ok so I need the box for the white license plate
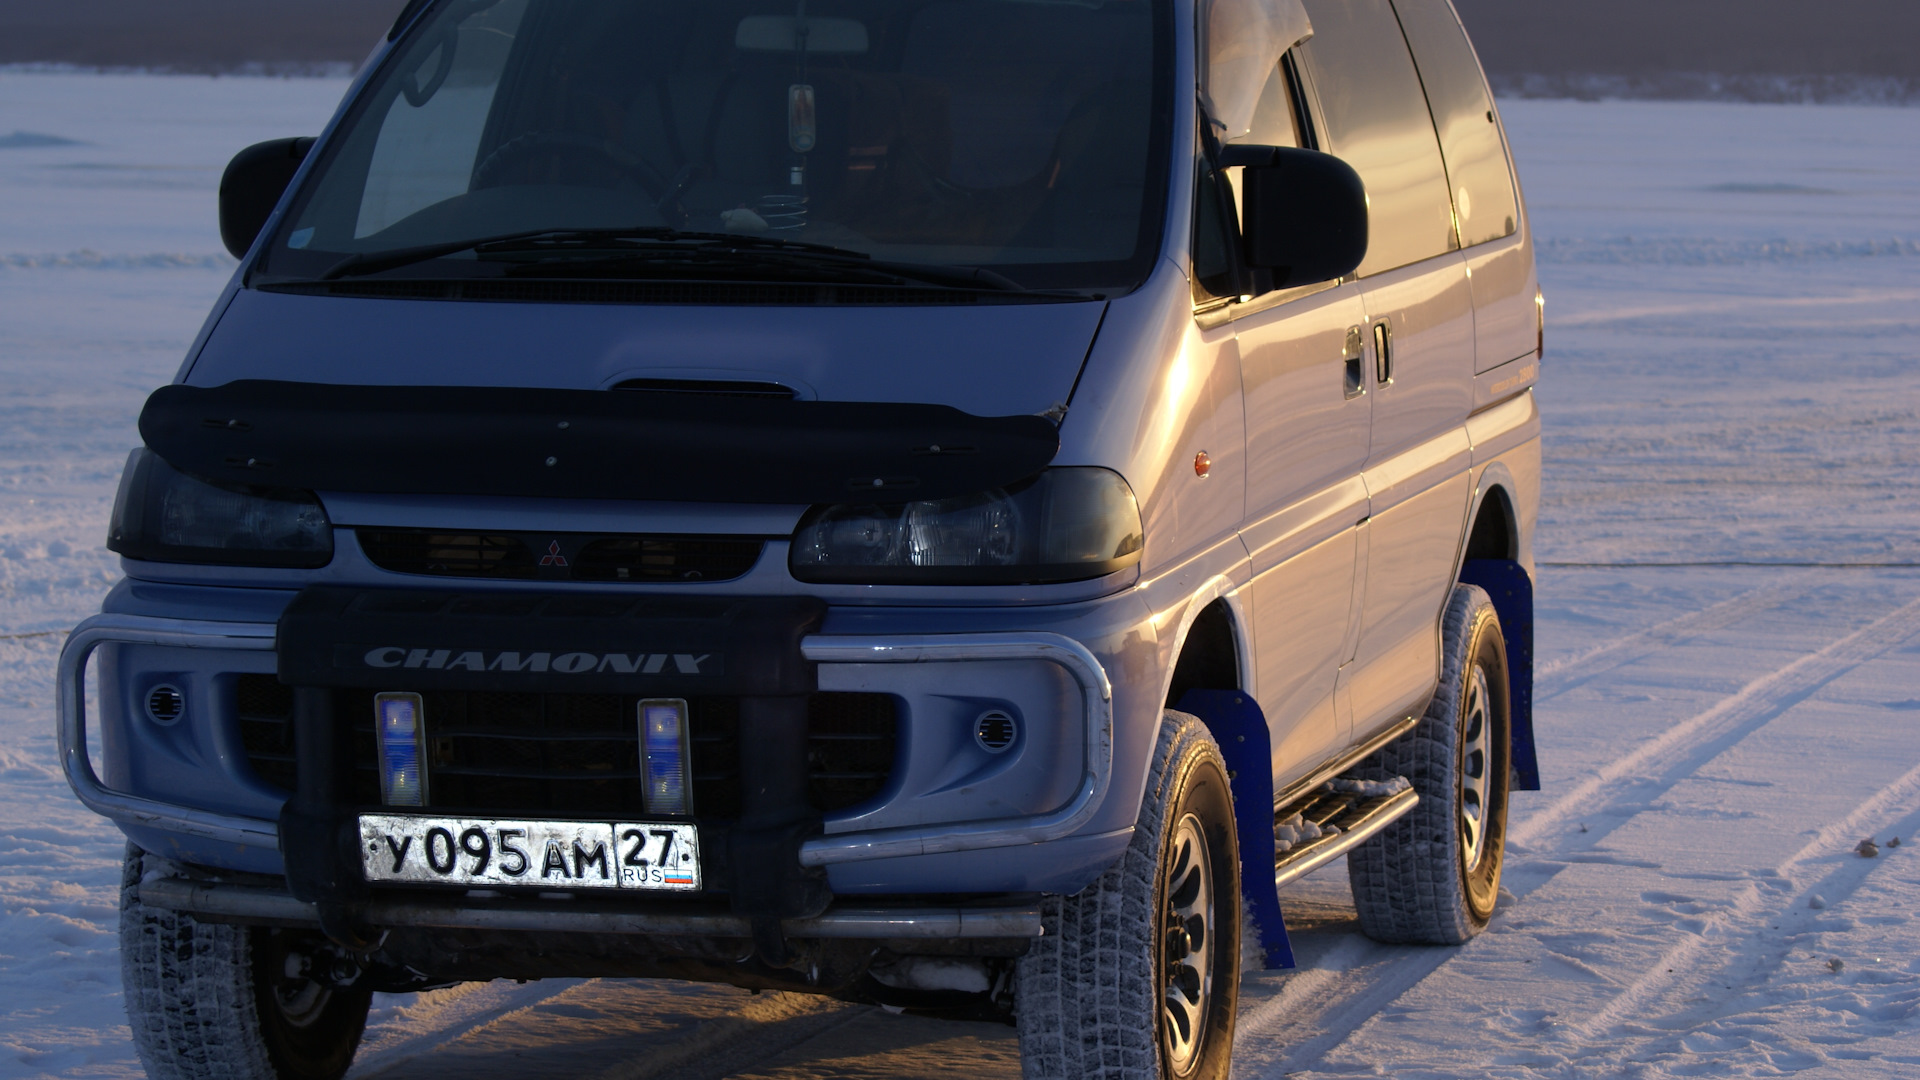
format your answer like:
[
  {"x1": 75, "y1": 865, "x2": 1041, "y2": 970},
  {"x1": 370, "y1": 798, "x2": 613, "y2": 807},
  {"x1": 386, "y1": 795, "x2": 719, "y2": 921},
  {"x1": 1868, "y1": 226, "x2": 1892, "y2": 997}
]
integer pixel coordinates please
[{"x1": 359, "y1": 814, "x2": 701, "y2": 892}]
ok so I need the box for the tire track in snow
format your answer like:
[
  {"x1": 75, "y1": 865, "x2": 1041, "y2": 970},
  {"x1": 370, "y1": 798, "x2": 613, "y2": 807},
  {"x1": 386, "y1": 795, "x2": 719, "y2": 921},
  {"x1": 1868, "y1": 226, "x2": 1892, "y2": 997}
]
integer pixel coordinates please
[
  {"x1": 1231, "y1": 935, "x2": 1452, "y2": 1076},
  {"x1": 1513, "y1": 591, "x2": 1920, "y2": 851},
  {"x1": 593, "y1": 991, "x2": 861, "y2": 1080},
  {"x1": 350, "y1": 980, "x2": 866, "y2": 1080},
  {"x1": 1562, "y1": 755, "x2": 1920, "y2": 1050},
  {"x1": 1535, "y1": 579, "x2": 1811, "y2": 700},
  {"x1": 1235, "y1": 585, "x2": 1920, "y2": 1074},
  {"x1": 348, "y1": 980, "x2": 586, "y2": 1080}
]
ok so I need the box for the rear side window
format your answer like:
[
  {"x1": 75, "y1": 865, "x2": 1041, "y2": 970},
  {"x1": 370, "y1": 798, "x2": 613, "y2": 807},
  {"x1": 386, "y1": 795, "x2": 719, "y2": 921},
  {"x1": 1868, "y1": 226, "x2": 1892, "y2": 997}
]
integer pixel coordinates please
[
  {"x1": 1391, "y1": 0, "x2": 1518, "y2": 247},
  {"x1": 1299, "y1": 0, "x2": 1454, "y2": 277}
]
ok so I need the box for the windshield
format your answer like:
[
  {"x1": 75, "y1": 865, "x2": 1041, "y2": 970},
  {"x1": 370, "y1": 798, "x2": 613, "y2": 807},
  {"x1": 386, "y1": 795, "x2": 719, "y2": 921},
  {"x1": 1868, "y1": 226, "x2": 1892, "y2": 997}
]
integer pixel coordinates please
[{"x1": 259, "y1": 0, "x2": 1171, "y2": 294}]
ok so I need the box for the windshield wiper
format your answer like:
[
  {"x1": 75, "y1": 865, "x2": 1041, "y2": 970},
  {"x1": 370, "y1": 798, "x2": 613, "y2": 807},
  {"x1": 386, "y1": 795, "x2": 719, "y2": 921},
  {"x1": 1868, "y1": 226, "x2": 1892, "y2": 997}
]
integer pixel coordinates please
[
  {"x1": 509, "y1": 243, "x2": 1039, "y2": 294},
  {"x1": 318, "y1": 228, "x2": 675, "y2": 281},
  {"x1": 317, "y1": 227, "x2": 1053, "y2": 296}
]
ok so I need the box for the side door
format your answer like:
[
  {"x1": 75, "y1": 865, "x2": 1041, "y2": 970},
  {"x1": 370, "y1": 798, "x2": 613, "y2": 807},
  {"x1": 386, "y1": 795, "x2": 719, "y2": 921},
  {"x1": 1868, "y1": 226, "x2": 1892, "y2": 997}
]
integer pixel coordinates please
[
  {"x1": 1300, "y1": 0, "x2": 1476, "y2": 738},
  {"x1": 1203, "y1": 56, "x2": 1372, "y2": 791}
]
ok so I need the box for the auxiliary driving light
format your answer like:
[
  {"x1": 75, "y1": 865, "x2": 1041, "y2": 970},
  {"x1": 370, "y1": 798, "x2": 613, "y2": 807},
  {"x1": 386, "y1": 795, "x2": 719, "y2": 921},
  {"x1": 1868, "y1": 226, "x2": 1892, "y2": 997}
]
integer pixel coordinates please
[
  {"x1": 640, "y1": 699, "x2": 693, "y2": 817},
  {"x1": 374, "y1": 692, "x2": 428, "y2": 807}
]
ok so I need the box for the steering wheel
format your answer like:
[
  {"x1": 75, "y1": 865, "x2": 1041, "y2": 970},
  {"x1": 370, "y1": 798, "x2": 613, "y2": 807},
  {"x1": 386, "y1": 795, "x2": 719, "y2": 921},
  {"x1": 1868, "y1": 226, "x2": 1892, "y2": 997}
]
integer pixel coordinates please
[{"x1": 473, "y1": 132, "x2": 674, "y2": 204}]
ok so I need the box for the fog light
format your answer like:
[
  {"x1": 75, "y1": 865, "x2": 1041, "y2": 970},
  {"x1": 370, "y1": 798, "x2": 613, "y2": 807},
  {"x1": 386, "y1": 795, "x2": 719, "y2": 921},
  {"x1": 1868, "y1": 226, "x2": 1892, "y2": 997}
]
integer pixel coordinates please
[
  {"x1": 640, "y1": 699, "x2": 692, "y2": 816},
  {"x1": 374, "y1": 692, "x2": 428, "y2": 807}
]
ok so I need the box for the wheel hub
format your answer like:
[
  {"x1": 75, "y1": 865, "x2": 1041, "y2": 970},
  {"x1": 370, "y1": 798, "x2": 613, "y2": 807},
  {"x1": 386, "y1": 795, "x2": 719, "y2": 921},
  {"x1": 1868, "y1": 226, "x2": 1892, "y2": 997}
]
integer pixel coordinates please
[
  {"x1": 1160, "y1": 813, "x2": 1214, "y2": 1076},
  {"x1": 1459, "y1": 664, "x2": 1494, "y2": 872}
]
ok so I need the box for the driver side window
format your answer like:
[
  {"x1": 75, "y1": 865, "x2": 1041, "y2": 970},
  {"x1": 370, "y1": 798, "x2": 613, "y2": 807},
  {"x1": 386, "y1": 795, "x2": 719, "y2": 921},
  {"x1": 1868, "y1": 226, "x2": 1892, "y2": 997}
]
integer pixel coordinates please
[
  {"x1": 1194, "y1": 54, "x2": 1314, "y2": 306},
  {"x1": 1235, "y1": 61, "x2": 1304, "y2": 152}
]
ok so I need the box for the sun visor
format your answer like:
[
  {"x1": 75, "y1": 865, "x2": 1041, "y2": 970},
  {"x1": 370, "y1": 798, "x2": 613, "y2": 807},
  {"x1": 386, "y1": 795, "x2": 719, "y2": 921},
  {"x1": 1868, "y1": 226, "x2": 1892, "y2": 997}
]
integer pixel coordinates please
[{"x1": 1202, "y1": 0, "x2": 1313, "y2": 139}]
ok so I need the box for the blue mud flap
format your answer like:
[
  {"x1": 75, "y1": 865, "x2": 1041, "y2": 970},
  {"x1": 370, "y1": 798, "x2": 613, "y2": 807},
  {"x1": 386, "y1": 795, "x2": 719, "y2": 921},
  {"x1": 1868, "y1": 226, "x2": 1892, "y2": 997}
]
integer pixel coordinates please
[
  {"x1": 1459, "y1": 559, "x2": 1541, "y2": 791},
  {"x1": 1176, "y1": 689, "x2": 1295, "y2": 970}
]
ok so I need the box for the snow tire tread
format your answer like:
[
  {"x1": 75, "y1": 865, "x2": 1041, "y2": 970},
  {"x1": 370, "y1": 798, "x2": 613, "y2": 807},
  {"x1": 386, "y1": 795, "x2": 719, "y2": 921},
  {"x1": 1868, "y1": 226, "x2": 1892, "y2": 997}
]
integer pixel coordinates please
[
  {"x1": 1348, "y1": 585, "x2": 1505, "y2": 946},
  {"x1": 1016, "y1": 711, "x2": 1231, "y2": 1080},
  {"x1": 121, "y1": 844, "x2": 281, "y2": 1080}
]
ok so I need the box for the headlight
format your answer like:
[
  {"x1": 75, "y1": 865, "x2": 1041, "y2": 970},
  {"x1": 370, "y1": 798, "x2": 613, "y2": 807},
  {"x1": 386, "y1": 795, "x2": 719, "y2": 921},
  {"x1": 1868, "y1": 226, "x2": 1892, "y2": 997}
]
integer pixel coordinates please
[
  {"x1": 791, "y1": 468, "x2": 1142, "y2": 585},
  {"x1": 107, "y1": 449, "x2": 334, "y2": 568}
]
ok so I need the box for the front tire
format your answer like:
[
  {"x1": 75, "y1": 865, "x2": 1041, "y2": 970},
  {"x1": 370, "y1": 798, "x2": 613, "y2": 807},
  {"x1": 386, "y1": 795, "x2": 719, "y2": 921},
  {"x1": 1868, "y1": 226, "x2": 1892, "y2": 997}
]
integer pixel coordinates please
[
  {"x1": 120, "y1": 845, "x2": 372, "y2": 1080},
  {"x1": 1016, "y1": 712, "x2": 1241, "y2": 1080},
  {"x1": 1348, "y1": 584, "x2": 1512, "y2": 945}
]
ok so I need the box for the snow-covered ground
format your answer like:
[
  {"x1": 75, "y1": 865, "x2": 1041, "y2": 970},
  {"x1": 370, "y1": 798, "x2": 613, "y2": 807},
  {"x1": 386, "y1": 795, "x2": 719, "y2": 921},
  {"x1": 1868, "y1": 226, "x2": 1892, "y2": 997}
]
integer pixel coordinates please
[{"x1": 2, "y1": 70, "x2": 1918, "y2": 1079}]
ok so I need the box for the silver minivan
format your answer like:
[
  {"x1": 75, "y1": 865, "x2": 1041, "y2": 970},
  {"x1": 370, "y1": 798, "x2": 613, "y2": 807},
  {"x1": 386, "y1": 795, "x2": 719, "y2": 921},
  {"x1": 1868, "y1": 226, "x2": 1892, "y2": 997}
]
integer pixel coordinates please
[{"x1": 63, "y1": 1, "x2": 1543, "y2": 1077}]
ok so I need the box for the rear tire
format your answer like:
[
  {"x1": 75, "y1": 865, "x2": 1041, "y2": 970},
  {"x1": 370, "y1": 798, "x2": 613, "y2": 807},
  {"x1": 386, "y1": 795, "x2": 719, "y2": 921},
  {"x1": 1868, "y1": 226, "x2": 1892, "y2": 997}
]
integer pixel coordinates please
[
  {"x1": 1015, "y1": 711, "x2": 1241, "y2": 1080},
  {"x1": 120, "y1": 845, "x2": 372, "y2": 1080},
  {"x1": 1347, "y1": 584, "x2": 1511, "y2": 945}
]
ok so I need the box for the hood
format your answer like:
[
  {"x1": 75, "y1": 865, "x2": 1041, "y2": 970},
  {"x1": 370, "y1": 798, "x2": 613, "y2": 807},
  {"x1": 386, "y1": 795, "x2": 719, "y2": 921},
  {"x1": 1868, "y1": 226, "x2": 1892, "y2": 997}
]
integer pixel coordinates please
[{"x1": 187, "y1": 289, "x2": 1107, "y2": 418}]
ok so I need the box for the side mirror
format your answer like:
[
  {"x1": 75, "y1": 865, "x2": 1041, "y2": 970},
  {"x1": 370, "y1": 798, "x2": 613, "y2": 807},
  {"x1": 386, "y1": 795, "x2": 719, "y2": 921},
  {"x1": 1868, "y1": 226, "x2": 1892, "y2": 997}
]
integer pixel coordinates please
[
  {"x1": 219, "y1": 137, "x2": 315, "y2": 259},
  {"x1": 1221, "y1": 145, "x2": 1369, "y2": 289}
]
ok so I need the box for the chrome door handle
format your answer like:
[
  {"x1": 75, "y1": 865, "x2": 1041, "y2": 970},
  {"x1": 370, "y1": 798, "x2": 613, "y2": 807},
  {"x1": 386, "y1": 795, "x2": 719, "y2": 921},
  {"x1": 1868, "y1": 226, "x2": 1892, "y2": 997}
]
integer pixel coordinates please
[
  {"x1": 1373, "y1": 320, "x2": 1394, "y2": 386},
  {"x1": 1343, "y1": 325, "x2": 1366, "y2": 399}
]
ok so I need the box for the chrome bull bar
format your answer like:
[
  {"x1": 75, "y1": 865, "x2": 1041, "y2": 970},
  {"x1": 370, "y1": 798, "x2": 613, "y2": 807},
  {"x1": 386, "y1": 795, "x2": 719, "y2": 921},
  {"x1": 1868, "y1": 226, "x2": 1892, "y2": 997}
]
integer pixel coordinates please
[
  {"x1": 58, "y1": 617, "x2": 1115, "y2": 865},
  {"x1": 58, "y1": 614, "x2": 281, "y2": 849}
]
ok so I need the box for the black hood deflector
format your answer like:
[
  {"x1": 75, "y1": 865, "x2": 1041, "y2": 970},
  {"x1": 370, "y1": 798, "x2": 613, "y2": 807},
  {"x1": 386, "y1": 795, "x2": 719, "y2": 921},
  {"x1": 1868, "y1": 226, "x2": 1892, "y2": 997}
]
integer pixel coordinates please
[{"x1": 140, "y1": 381, "x2": 1061, "y2": 505}]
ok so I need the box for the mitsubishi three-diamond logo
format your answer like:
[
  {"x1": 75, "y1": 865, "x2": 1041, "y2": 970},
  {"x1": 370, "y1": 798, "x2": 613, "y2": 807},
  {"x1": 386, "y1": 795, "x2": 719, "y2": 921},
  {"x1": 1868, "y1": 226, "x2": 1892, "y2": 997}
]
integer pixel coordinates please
[{"x1": 540, "y1": 541, "x2": 569, "y2": 567}]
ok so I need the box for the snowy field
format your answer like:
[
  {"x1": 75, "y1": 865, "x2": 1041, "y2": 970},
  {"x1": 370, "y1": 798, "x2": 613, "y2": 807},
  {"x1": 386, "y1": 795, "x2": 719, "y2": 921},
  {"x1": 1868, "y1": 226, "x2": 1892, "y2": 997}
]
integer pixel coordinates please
[{"x1": 3, "y1": 70, "x2": 1920, "y2": 1079}]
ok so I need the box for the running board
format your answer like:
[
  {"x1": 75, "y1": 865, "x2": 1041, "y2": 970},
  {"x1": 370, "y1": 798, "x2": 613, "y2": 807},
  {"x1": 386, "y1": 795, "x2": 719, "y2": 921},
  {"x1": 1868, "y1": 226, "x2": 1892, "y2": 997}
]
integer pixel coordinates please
[
  {"x1": 1271, "y1": 781, "x2": 1419, "y2": 889},
  {"x1": 1271, "y1": 715, "x2": 1420, "y2": 811}
]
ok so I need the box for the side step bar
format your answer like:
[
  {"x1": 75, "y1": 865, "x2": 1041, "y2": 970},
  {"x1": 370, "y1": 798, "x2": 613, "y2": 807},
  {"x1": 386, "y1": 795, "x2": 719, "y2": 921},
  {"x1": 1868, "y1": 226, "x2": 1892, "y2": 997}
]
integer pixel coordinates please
[
  {"x1": 1271, "y1": 780, "x2": 1419, "y2": 889},
  {"x1": 138, "y1": 879, "x2": 1043, "y2": 940}
]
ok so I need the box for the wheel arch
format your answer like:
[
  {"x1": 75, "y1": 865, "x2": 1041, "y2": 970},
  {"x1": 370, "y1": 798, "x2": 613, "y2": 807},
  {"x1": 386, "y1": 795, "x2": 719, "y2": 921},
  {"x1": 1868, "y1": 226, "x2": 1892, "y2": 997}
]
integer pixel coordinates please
[
  {"x1": 1162, "y1": 592, "x2": 1248, "y2": 711},
  {"x1": 1155, "y1": 587, "x2": 1297, "y2": 969},
  {"x1": 1454, "y1": 469, "x2": 1541, "y2": 792}
]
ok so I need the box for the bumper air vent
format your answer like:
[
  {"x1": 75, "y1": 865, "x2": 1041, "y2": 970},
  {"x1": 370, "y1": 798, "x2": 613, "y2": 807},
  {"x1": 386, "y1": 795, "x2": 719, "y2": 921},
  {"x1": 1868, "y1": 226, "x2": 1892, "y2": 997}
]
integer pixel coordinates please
[
  {"x1": 232, "y1": 676, "x2": 897, "y2": 817},
  {"x1": 356, "y1": 530, "x2": 765, "y2": 585},
  {"x1": 145, "y1": 685, "x2": 186, "y2": 726}
]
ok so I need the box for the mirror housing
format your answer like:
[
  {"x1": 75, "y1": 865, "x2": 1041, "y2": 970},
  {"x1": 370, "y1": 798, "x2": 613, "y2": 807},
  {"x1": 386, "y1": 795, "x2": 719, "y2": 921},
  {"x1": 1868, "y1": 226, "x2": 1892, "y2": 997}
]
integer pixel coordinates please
[
  {"x1": 1222, "y1": 145, "x2": 1369, "y2": 289},
  {"x1": 218, "y1": 137, "x2": 315, "y2": 259}
]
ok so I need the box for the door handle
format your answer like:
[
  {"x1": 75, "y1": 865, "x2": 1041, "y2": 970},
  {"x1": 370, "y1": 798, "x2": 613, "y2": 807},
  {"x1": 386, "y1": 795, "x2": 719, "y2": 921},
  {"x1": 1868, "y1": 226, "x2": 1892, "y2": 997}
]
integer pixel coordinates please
[
  {"x1": 1343, "y1": 325, "x2": 1366, "y2": 399},
  {"x1": 1373, "y1": 320, "x2": 1394, "y2": 386}
]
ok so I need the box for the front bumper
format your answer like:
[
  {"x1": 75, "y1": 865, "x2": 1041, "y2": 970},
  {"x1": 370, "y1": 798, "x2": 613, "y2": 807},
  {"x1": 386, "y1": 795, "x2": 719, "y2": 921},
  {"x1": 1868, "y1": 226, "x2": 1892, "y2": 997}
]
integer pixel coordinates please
[
  {"x1": 140, "y1": 876, "x2": 1044, "y2": 940},
  {"x1": 60, "y1": 612, "x2": 1115, "y2": 876}
]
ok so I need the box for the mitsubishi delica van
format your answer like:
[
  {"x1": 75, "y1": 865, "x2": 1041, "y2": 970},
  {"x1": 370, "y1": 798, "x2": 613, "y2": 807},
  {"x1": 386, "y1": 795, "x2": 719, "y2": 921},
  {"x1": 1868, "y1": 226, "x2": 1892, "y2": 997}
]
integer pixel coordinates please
[{"x1": 61, "y1": 0, "x2": 1544, "y2": 1077}]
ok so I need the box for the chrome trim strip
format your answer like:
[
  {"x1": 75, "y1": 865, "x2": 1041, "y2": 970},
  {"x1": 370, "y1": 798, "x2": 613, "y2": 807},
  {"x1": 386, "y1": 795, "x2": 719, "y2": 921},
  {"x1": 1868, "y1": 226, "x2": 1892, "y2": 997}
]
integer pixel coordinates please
[
  {"x1": 1271, "y1": 786, "x2": 1419, "y2": 890},
  {"x1": 58, "y1": 614, "x2": 282, "y2": 849},
  {"x1": 138, "y1": 878, "x2": 1044, "y2": 939},
  {"x1": 798, "y1": 633, "x2": 1115, "y2": 867}
]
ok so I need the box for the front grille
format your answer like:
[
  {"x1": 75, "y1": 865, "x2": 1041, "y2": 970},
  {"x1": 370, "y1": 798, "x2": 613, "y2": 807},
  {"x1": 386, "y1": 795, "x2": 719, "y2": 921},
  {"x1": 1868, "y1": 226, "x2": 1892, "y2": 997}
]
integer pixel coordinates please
[
  {"x1": 234, "y1": 675, "x2": 896, "y2": 818},
  {"x1": 355, "y1": 530, "x2": 765, "y2": 584},
  {"x1": 357, "y1": 531, "x2": 536, "y2": 580},
  {"x1": 571, "y1": 537, "x2": 765, "y2": 583},
  {"x1": 236, "y1": 676, "x2": 298, "y2": 792}
]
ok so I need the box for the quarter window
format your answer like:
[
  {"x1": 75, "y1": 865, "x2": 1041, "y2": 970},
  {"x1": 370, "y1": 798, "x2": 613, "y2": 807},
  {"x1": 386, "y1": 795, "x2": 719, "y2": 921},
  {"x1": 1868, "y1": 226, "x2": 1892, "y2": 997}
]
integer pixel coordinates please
[
  {"x1": 1390, "y1": 0, "x2": 1519, "y2": 248},
  {"x1": 1299, "y1": 0, "x2": 1455, "y2": 277}
]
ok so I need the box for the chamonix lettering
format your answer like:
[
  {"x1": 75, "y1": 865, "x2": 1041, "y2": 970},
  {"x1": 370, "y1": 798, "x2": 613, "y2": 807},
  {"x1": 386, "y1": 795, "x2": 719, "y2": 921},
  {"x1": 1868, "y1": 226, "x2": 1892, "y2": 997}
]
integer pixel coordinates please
[{"x1": 360, "y1": 647, "x2": 713, "y2": 674}]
